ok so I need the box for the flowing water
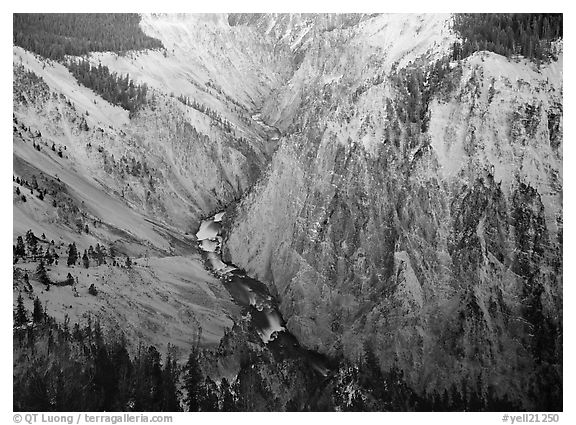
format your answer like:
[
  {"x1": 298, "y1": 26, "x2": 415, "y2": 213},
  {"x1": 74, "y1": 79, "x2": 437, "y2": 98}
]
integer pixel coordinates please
[
  {"x1": 196, "y1": 211, "x2": 331, "y2": 376},
  {"x1": 194, "y1": 112, "x2": 330, "y2": 376},
  {"x1": 251, "y1": 113, "x2": 281, "y2": 141}
]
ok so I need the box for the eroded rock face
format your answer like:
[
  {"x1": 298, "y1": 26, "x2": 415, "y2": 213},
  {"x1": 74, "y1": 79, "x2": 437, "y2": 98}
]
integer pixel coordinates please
[
  {"x1": 13, "y1": 38, "x2": 277, "y2": 233},
  {"x1": 225, "y1": 15, "x2": 562, "y2": 409}
]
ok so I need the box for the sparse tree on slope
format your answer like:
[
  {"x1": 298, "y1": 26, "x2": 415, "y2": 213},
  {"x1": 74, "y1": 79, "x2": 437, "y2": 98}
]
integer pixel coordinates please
[
  {"x1": 67, "y1": 242, "x2": 78, "y2": 266},
  {"x1": 15, "y1": 236, "x2": 26, "y2": 258},
  {"x1": 95, "y1": 244, "x2": 106, "y2": 265},
  {"x1": 82, "y1": 250, "x2": 89, "y2": 268},
  {"x1": 14, "y1": 293, "x2": 28, "y2": 327},
  {"x1": 184, "y1": 348, "x2": 203, "y2": 412},
  {"x1": 36, "y1": 260, "x2": 51, "y2": 289},
  {"x1": 44, "y1": 248, "x2": 54, "y2": 265},
  {"x1": 32, "y1": 296, "x2": 43, "y2": 324},
  {"x1": 25, "y1": 230, "x2": 37, "y2": 258}
]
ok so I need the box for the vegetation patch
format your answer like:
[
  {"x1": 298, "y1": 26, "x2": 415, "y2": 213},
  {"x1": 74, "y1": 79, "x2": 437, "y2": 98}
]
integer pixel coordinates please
[{"x1": 13, "y1": 13, "x2": 164, "y2": 61}]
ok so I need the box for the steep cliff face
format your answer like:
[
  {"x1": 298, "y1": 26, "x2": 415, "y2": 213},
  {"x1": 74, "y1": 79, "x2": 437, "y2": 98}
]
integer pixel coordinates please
[
  {"x1": 13, "y1": 14, "x2": 282, "y2": 232},
  {"x1": 12, "y1": 14, "x2": 289, "y2": 354},
  {"x1": 225, "y1": 14, "x2": 562, "y2": 409},
  {"x1": 12, "y1": 53, "x2": 248, "y2": 354}
]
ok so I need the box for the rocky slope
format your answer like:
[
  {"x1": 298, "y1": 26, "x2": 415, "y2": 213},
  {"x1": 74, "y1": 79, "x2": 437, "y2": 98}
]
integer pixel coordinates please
[
  {"x1": 12, "y1": 14, "x2": 290, "y2": 356},
  {"x1": 225, "y1": 14, "x2": 563, "y2": 409}
]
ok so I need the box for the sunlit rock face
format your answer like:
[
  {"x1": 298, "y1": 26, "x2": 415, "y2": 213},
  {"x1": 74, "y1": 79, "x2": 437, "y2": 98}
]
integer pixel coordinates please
[
  {"x1": 11, "y1": 13, "x2": 294, "y2": 356},
  {"x1": 225, "y1": 14, "x2": 562, "y2": 409},
  {"x1": 12, "y1": 12, "x2": 562, "y2": 410}
]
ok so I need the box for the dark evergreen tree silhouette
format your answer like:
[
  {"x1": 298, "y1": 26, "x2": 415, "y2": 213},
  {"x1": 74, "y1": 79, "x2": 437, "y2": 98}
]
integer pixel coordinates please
[
  {"x1": 198, "y1": 377, "x2": 219, "y2": 411},
  {"x1": 160, "y1": 348, "x2": 181, "y2": 411},
  {"x1": 219, "y1": 377, "x2": 236, "y2": 411},
  {"x1": 44, "y1": 249, "x2": 54, "y2": 265},
  {"x1": 15, "y1": 236, "x2": 26, "y2": 258},
  {"x1": 94, "y1": 244, "x2": 106, "y2": 266},
  {"x1": 14, "y1": 293, "x2": 28, "y2": 326},
  {"x1": 36, "y1": 260, "x2": 51, "y2": 289},
  {"x1": 82, "y1": 250, "x2": 90, "y2": 268},
  {"x1": 88, "y1": 284, "x2": 98, "y2": 296},
  {"x1": 26, "y1": 230, "x2": 38, "y2": 258},
  {"x1": 184, "y1": 348, "x2": 203, "y2": 411},
  {"x1": 32, "y1": 297, "x2": 43, "y2": 324},
  {"x1": 67, "y1": 242, "x2": 78, "y2": 266}
]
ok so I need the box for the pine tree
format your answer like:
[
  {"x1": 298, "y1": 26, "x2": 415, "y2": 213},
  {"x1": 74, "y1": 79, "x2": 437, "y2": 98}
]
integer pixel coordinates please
[
  {"x1": 72, "y1": 323, "x2": 82, "y2": 341},
  {"x1": 92, "y1": 325, "x2": 116, "y2": 410},
  {"x1": 219, "y1": 377, "x2": 236, "y2": 411},
  {"x1": 32, "y1": 297, "x2": 43, "y2": 323},
  {"x1": 109, "y1": 339, "x2": 132, "y2": 411},
  {"x1": 198, "y1": 377, "x2": 219, "y2": 411},
  {"x1": 15, "y1": 236, "x2": 26, "y2": 258},
  {"x1": 95, "y1": 244, "x2": 106, "y2": 265},
  {"x1": 67, "y1": 242, "x2": 78, "y2": 266},
  {"x1": 36, "y1": 260, "x2": 51, "y2": 289},
  {"x1": 15, "y1": 293, "x2": 28, "y2": 326},
  {"x1": 44, "y1": 249, "x2": 53, "y2": 265},
  {"x1": 88, "y1": 284, "x2": 98, "y2": 296},
  {"x1": 160, "y1": 348, "x2": 181, "y2": 411},
  {"x1": 82, "y1": 250, "x2": 89, "y2": 268},
  {"x1": 65, "y1": 273, "x2": 75, "y2": 286},
  {"x1": 184, "y1": 349, "x2": 203, "y2": 411},
  {"x1": 25, "y1": 230, "x2": 37, "y2": 258}
]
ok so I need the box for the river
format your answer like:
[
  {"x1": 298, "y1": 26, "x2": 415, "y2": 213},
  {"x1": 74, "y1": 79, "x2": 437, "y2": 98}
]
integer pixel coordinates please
[
  {"x1": 251, "y1": 113, "x2": 281, "y2": 141},
  {"x1": 196, "y1": 211, "x2": 331, "y2": 377}
]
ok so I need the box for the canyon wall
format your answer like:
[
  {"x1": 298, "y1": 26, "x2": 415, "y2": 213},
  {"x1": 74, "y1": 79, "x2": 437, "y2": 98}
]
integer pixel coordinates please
[{"x1": 225, "y1": 14, "x2": 563, "y2": 409}]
